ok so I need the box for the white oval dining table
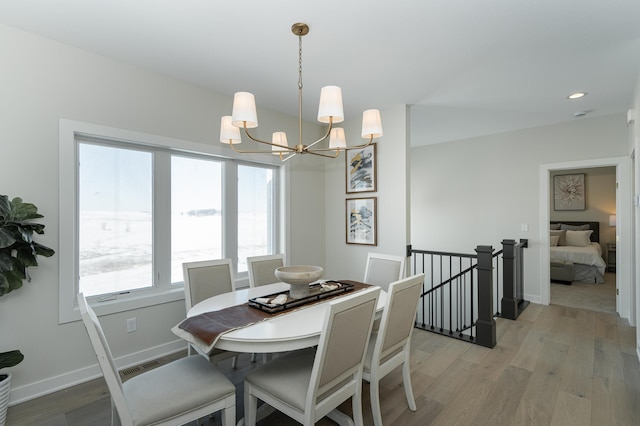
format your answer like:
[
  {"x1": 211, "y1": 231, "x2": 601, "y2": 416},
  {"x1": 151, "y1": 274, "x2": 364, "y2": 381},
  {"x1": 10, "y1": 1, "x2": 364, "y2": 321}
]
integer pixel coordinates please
[{"x1": 187, "y1": 281, "x2": 387, "y2": 354}]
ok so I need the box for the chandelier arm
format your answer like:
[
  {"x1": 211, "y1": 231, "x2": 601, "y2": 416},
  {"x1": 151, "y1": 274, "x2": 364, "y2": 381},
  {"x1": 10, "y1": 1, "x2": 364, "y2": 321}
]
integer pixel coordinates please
[
  {"x1": 305, "y1": 149, "x2": 341, "y2": 159},
  {"x1": 306, "y1": 135, "x2": 375, "y2": 153},
  {"x1": 226, "y1": 141, "x2": 274, "y2": 154},
  {"x1": 343, "y1": 135, "x2": 375, "y2": 150},
  {"x1": 281, "y1": 152, "x2": 298, "y2": 162},
  {"x1": 304, "y1": 120, "x2": 334, "y2": 151},
  {"x1": 242, "y1": 125, "x2": 297, "y2": 152}
]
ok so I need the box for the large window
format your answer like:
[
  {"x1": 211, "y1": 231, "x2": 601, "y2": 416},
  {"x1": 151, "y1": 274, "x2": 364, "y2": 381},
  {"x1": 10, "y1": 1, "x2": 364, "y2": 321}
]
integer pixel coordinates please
[{"x1": 59, "y1": 120, "x2": 281, "y2": 322}]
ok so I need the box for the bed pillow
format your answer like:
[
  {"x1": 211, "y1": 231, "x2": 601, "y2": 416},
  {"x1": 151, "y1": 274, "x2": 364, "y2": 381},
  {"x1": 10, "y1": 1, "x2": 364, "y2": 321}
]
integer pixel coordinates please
[
  {"x1": 549, "y1": 223, "x2": 561, "y2": 230},
  {"x1": 549, "y1": 229, "x2": 566, "y2": 246},
  {"x1": 550, "y1": 235, "x2": 559, "y2": 247},
  {"x1": 560, "y1": 223, "x2": 590, "y2": 231},
  {"x1": 565, "y1": 230, "x2": 593, "y2": 247}
]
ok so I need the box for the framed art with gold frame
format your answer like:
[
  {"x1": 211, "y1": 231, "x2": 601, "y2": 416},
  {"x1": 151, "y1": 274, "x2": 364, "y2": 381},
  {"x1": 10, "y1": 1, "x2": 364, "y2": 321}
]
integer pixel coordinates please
[
  {"x1": 346, "y1": 197, "x2": 377, "y2": 245},
  {"x1": 345, "y1": 144, "x2": 376, "y2": 194}
]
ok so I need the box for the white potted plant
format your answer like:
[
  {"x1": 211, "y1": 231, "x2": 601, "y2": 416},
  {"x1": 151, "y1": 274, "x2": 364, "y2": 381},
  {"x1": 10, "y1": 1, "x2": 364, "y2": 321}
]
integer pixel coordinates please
[{"x1": 0, "y1": 195, "x2": 54, "y2": 425}]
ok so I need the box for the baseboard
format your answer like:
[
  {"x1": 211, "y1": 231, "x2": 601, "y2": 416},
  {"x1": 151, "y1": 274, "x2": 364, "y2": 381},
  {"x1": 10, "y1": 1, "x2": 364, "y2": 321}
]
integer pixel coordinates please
[
  {"x1": 524, "y1": 293, "x2": 542, "y2": 304},
  {"x1": 9, "y1": 339, "x2": 187, "y2": 406}
]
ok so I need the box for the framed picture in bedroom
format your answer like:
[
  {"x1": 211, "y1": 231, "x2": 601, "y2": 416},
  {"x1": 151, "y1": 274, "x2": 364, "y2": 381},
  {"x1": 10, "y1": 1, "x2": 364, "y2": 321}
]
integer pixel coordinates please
[
  {"x1": 345, "y1": 143, "x2": 376, "y2": 193},
  {"x1": 346, "y1": 197, "x2": 377, "y2": 245},
  {"x1": 553, "y1": 173, "x2": 585, "y2": 211}
]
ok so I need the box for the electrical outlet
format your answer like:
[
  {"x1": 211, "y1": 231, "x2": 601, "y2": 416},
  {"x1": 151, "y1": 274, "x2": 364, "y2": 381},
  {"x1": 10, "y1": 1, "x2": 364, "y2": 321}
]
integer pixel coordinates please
[{"x1": 126, "y1": 318, "x2": 137, "y2": 333}]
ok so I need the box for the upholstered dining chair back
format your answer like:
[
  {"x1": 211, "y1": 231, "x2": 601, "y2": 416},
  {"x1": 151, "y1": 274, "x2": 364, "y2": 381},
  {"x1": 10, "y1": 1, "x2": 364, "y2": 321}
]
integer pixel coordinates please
[
  {"x1": 247, "y1": 254, "x2": 285, "y2": 287},
  {"x1": 183, "y1": 258, "x2": 235, "y2": 310},
  {"x1": 77, "y1": 293, "x2": 236, "y2": 426},
  {"x1": 363, "y1": 273, "x2": 424, "y2": 426},
  {"x1": 313, "y1": 287, "x2": 380, "y2": 396},
  {"x1": 182, "y1": 258, "x2": 240, "y2": 364},
  {"x1": 363, "y1": 252, "x2": 405, "y2": 291},
  {"x1": 243, "y1": 286, "x2": 381, "y2": 425}
]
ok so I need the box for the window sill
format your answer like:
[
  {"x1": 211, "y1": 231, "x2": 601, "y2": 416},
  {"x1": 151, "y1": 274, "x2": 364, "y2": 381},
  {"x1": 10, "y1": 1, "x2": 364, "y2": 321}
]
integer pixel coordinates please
[{"x1": 61, "y1": 286, "x2": 185, "y2": 324}]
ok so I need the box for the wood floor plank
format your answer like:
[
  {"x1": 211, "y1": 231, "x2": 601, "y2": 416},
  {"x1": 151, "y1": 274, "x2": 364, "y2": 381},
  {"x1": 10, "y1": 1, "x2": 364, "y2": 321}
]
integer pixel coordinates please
[
  {"x1": 429, "y1": 368, "x2": 496, "y2": 426},
  {"x1": 622, "y1": 352, "x2": 640, "y2": 425},
  {"x1": 510, "y1": 329, "x2": 546, "y2": 372},
  {"x1": 472, "y1": 365, "x2": 532, "y2": 426},
  {"x1": 591, "y1": 376, "x2": 634, "y2": 425},
  {"x1": 550, "y1": 390, "x2": 591, "y2": 426},
  {"x1": 513, "y1": 340, "x2": 568, "y2": 424},
  {"x1": 593, "y1": 337, "x2": 624, "y2": 381}
]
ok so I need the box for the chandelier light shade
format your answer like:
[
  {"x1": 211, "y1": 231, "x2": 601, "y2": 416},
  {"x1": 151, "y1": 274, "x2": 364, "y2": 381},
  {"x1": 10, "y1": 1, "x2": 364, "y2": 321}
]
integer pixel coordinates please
[
  {"x1": 219, "y1": 22, "x2": 382, "y2": 161},
  {"x1": 362, "y1": 109, "x2": 383, "y2": 138},
  {"x1": 220, "y1": 116, "x2": 241, "y2": 144},
  {"x1": 317, "y1": 86, "x2": 345, "y2": 124},
  {"x1": 231, "y1": 92, "x2": 258, "y2": 128},
  {"x1": 329, "y1": 128, "x2": 347, "y2": 150},
  {"x1": 271, "y1": 132, "x2": 289, "y2": 155}
]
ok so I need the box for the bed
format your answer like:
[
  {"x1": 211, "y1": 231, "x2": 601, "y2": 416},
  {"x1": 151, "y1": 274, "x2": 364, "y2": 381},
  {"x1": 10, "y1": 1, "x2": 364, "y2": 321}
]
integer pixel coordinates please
[{"x1": 549, "y1": 221, "x2": 606, "y2": 284}]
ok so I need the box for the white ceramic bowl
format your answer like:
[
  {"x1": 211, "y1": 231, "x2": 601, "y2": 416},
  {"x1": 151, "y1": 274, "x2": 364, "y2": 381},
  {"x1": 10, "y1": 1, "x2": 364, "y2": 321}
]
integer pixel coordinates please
[
  {"x1": 275, "y1": 265, "x2": 323, "y2": 298},
  {"x1": 275, "y1": 265, "x2": 324, "y2": 285}
]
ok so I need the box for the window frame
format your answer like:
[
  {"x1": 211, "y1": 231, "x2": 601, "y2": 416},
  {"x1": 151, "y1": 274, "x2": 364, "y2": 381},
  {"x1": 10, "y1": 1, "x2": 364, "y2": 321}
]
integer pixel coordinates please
[{"x1": 59, "y1": 119, "x2": 282, "y2": 323}]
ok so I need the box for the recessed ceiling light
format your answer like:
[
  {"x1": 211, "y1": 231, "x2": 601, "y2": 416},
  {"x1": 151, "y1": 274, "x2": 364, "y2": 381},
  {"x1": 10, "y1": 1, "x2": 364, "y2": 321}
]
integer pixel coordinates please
[{"x1": 567, "y1": 92, "x2": 587, "y2": 100}]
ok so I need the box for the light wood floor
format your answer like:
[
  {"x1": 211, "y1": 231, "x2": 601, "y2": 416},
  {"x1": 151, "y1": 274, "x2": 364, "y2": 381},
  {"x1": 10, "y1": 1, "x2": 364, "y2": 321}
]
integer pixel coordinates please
[{"x1": 8, "y1": 302, "x2": 640, "y2": 425}]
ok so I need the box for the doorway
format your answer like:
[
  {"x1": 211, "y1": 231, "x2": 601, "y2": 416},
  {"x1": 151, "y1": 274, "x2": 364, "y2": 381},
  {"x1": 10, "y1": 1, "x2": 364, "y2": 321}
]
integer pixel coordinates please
[
  {"x1": 539, "y1": 156, "x2": 632, "y2": 323},
  {"x1": 549, "y1": 166, "x2": 616, "y2": 313}
]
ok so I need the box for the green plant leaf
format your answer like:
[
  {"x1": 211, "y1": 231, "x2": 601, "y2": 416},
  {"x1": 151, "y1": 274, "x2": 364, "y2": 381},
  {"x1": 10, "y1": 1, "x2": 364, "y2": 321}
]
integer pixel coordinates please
[
  {"x1": 0, "y1": 195, "x2": 55, "y2": 298},
  {"x1": 0, "y1": 228, "x2": 16, "y2": 249},
  {"x1": 10, "y1": 198, "x2": 43, "y2": 222},
  {"x1": 34, "y1": 242, "x2": 55, "y2": 257},
  {"x1": 0, "y1": 350, "x2": 24, "y2": 369}
]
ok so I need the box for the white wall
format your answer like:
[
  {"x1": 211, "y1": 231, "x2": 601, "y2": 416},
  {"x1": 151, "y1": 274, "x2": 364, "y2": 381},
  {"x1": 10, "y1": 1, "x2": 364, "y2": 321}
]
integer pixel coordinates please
[
  {"x1": 410, "y1": 114, "x2": 629, "y2": 306},
  {"x1": 0, "y1": 24, "x2": 326, "y2": 403},
  {"x1": 632, "y1": 72, "x2": 640, "y2": 358},
  {"x1": 323, "y1": 105, "x2": 410, "y2": 280}
]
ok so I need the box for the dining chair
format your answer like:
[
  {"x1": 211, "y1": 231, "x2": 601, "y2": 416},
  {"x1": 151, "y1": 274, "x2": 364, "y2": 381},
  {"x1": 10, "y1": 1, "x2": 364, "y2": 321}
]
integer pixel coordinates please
[
  {"x1": 183, "y1": 258, "x2": 240, "y2": 368},
  {"x1": 362, "y1": 273, "x2": 425, "y2": 426},
  {"x1": 77, "y1": 293, "x2": 236, "y2": 426},
  {"x1": 363, "y1": 252, "x2": 406, "y2": 292},
  {"x1": 246, "y1": 253, "x2": 285, "y2": 287},
  {"x1": 245, "y1": 253, "x2": 286, "y2": 363},
  {"x1": 243, "y1": 286, "x2": 381, "y2": 426}
]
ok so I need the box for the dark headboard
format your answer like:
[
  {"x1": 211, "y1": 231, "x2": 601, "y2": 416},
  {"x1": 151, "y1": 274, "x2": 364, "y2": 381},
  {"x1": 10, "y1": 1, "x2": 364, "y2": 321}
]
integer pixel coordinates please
[{"x1": 550, "y1": 221, "x2": 600, "y2": 243}]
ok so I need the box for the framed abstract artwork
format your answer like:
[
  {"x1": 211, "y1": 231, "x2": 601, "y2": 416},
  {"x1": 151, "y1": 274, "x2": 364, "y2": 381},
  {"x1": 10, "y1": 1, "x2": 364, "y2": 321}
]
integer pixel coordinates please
[
  {"x1": 346, "y1": 197, "x2": 377, "y2": 245},
  {"x1": 553, "y1": 173, "x2": 585, "y2": 211},
  {"x1": 345, "y1": 143, "x2": 376, "y2": 193}
]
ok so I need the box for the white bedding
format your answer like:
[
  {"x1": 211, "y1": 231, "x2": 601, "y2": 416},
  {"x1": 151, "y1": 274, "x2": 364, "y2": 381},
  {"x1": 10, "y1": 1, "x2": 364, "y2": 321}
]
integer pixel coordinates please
[{"x1": 550, "y1": 242, "x2": 606, "y2": 276}]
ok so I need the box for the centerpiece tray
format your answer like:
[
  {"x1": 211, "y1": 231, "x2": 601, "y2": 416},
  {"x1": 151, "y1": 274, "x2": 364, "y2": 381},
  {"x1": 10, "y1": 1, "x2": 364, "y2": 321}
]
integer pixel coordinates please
[{"x1": 248, "y1": 280, "x2": 355, "y2": 314}]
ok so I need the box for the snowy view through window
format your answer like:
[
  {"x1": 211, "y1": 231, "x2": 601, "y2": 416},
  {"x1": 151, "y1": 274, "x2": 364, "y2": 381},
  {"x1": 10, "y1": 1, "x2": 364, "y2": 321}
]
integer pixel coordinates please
[{"x1": 79, "y1": 143, "x2": 274, "y2": 297}]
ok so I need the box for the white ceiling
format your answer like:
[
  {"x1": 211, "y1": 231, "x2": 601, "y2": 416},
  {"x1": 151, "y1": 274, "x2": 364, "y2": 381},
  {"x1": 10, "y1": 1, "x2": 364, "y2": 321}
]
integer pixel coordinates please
[{"x1": 1, "y1": 0, "x2": 639, "y2": 146}]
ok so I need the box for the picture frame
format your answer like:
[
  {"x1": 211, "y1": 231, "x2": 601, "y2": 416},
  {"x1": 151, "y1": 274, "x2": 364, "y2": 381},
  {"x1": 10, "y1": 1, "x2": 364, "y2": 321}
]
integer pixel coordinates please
[
  {"x1": 553, "y1": 173, "x2": 585, "y2": 211},
  {"x1": 346, "y1": 197, "x2": 377, "y2": 245},
  {"x1": 345, "y1": 143, "x2": 376, "y2": 193}
]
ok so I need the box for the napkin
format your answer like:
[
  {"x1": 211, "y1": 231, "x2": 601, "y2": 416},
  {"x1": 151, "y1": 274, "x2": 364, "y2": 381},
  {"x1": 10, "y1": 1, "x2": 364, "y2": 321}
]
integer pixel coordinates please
[{"x1": 254, "y1": 293, "x2": 289, "y2": 306}]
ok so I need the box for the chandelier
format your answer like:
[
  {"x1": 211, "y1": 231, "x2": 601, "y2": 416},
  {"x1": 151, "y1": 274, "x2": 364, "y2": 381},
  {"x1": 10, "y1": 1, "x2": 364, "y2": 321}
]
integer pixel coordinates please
[{"x1": 219, "y1": 23, "x2": 383, "y2": 161}]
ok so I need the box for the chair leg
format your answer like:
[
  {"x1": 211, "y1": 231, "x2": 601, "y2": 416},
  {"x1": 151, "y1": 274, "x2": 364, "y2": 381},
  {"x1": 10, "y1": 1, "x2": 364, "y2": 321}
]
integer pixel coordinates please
[
  {"x1": 369, "y1": 377, "x2": 383, "y2": 426},
  {"x1": 231, "y1": 355, "x2": 238, "y2": 369},
  {"x1": 251, "y1": 353, "x2": 257, "y2": 362},
  {"x1": 402, "y1": 355, "x2": 417, "y2": 411},
  {"x1": 244, "y1": 384, "x2": 258, "y2": 426},
  {"x1": 221, "y1": 403, "x2": 235, "y2": 426},
  {"x1": 352, "y1": 380, "x2": 365, "y2": 426}
]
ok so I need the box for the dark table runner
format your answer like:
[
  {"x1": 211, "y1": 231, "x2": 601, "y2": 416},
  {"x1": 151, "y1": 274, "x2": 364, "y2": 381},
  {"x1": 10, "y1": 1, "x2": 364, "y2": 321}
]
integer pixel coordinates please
[{"x1": 177, "y1": 280, "x2": 371, "y2": 347}]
